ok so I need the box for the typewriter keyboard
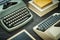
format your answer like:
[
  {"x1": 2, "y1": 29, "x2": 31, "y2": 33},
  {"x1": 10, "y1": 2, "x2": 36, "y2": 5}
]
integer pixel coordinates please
[
  {"x1": 3, "y1": 7, "x2": 31, "y2": 28},
  {"x1": 37, "y1": 14, "x2": 60, "y2": 32}
]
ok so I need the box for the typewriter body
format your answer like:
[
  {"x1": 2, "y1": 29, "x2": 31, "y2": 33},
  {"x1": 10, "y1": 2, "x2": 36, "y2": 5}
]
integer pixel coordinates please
[
  {"x1": 33, "y1": 13, "x2": 60, "y2": 40},
  {"x1": 0, "y1": 0, "x2": 33, "y2": 31}
]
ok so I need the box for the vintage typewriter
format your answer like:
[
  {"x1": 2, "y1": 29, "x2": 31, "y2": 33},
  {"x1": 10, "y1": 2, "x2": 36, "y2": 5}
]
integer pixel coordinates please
[
  {"x1": 0, "y1": 0, "x2": 33, "y2": 31},
  {"x1": 33, "y1": 13, "x2": 60, "y2": 40},
  {"x1": 7, "y1": 29, "x2": 36, "y2": 40}
]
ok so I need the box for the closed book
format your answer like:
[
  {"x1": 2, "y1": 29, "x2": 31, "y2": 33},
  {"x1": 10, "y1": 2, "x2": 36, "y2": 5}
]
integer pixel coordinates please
[
  {"x1": 33, "y1": 0, "x2": 52, "y2": 8},
  {"x1": 28, "y1": 1, "x2": 59, "y2": 17}
]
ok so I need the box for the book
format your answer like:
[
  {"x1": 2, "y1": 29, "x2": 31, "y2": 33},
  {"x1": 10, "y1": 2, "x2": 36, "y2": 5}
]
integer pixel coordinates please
[
  {"x1": 28, "y1": 1, "x2": 59, "y2": 17},
  {"x1": 33, "y1": 0, "x2": 52, "y2": 8}
]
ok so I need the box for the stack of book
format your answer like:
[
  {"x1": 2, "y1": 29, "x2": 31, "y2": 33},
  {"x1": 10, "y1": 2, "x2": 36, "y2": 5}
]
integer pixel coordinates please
[{"x1": 28, "y1": 0, "x2": 59, "y2": 17}]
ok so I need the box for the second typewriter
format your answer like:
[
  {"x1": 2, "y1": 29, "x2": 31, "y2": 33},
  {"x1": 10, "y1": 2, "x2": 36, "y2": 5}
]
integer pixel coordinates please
[{"x1": 33, "y1": 13, "x2": 60, "y2": 40}]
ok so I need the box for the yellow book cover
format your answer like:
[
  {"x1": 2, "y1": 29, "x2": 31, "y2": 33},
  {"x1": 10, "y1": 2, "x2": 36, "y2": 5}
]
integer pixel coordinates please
[{"x1": 33, "y1": 0, "x2": 52, "y2": 8}]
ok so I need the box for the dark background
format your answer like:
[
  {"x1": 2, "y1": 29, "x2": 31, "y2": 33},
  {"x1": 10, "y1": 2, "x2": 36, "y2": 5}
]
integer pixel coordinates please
[{"x1": 0, "y1": 0, "x2": 60, "y2": 40}]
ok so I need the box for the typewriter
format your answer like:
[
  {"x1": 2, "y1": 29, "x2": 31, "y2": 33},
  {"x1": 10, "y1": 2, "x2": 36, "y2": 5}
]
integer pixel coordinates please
[
  {"x1": 7, "y1": 29, "x2": 36, "y2": 40},
  {"x1": 0, "y1": 0, "x2": 33, "y2": 32},
  {"x1": 33, "y1": 13, "x2": 60, "y2": 40}
]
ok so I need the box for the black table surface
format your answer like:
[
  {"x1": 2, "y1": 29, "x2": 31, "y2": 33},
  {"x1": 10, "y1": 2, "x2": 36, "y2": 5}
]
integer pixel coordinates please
[{"x1": 0, "y1": 0, "x2": 60, "y2": 40}]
